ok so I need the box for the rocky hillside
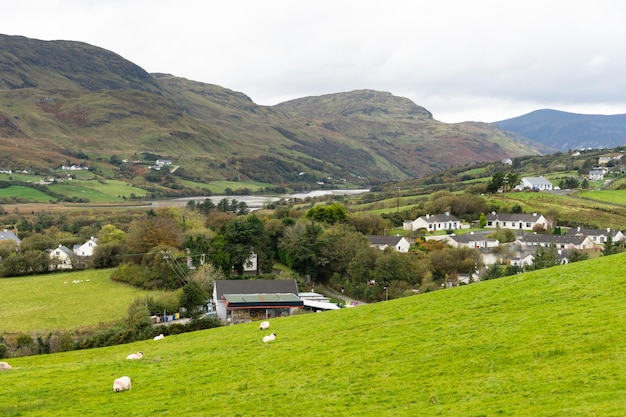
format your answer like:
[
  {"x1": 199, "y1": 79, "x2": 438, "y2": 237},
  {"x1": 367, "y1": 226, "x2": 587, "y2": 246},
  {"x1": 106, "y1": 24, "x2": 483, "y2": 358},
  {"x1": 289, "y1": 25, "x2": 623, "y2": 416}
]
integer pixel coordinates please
[{"x1": 0, "y1": 34, "x2": 547, "y2": 187}]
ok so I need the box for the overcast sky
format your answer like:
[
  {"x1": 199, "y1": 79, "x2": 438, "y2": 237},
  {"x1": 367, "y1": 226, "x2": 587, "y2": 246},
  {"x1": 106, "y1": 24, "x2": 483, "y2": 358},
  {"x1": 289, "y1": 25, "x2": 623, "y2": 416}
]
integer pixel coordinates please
[{"x1": 3, "y1": 0, "x2": 626, "y2": 123}]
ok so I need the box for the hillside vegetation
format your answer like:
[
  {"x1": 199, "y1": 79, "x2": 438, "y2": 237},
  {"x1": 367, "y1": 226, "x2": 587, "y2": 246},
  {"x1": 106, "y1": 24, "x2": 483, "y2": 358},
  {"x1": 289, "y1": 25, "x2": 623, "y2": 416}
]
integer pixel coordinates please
[
  {"x1": 0, "y1": 34, "x2": 545, "y2": 190},
  {"x1": 3, "y1": 253, "x2": 626, "y2": 416}
]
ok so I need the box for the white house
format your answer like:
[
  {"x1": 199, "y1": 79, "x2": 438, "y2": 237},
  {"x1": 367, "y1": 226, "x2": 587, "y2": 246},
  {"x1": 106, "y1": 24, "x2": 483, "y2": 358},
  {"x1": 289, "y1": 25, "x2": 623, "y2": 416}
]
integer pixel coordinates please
[
  {"x1": 49, "y1": 245, "x2": 76, "y2": 270},
  {"x1": 366, "y1": 235, "x2": 411, "y2": 253},
  {"x1": 445, "y1": 232, "x2": 499, "y2": 249},
  {"x1": 520, "y1": 176, "x2": 553, "y2": 191},
  {"x1": 73, "y1": 237, "x2": 99, "y2": 257},
  {"x1": 515, "y1": 234, "x2": 596, "y2": 250},
  {"x1": 485, "y1": 212, "x2": 548, "y2": 231},
  {"x1": 566, "y1": 227, "x2": 624, "y2": 244},
  {"x1": 403, "y1": 213, "x2": 460, "y2": 232},
  {"x1": 588, "y1": 169, "x2": 605, "y2": 181}
]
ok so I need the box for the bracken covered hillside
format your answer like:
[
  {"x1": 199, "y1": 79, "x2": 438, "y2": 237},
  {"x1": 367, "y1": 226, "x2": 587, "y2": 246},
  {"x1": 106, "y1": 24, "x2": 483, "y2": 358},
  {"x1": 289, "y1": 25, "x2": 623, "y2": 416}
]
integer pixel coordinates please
[{"x1": 0, "y1": 34, "x2": 548, "y2": 187}]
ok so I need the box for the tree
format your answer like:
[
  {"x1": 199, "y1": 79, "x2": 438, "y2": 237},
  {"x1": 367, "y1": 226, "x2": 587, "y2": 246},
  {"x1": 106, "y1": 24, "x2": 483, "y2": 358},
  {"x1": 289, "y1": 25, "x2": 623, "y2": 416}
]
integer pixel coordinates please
[
  {"x1": 180, "y1": 281, "x2": 208, "y2": 319},
  {"x1": 223, "y1": 215, "x2": 265, "y2": 276},
  {"x1": 278, "y1": 222, "x2": 325, "y2": 280},
  {"x1": 124, "y1": 211, "x2": 184, "y2": 257},
  {"x1": 531, "y1": 245, "x2": 560, "y2": 270},
  {"x1": 306, "y1": 203, "x2": 348, "y2": 225},
  {"x1": 479, "y1": 213, "x2": 487, "y2": 228}
]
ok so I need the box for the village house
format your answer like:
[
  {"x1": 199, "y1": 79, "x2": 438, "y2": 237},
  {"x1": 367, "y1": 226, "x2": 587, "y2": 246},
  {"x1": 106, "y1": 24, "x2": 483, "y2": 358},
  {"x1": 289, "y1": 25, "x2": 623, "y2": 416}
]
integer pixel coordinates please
[
  {"x1": 485, "y1": 212, "x2": 549, "y2": 231},
  {"x1": 403, "y1": 212, "x2": 460, "y2": 232},
  {"x1": 0, "y1": 229, "x2": 21, "y2": 246},
  {"x1": 73, "y1": 237, "x2": 99, "y2": 257},
  {"x1": 566, "y1": 227, "x2": 624, "y2": 244},
  {"x1": 588, "y1": 169, "x2": 605, "y2": 181},
  {"x1": 514, "y1": 233, "x2": 596, "y2": 251},
  {"x1": 366, "y1": 235, "x2": 411, "y2": 253},
  {"x1": 212, "y1": 279, "x2": 303, "y2": 323},
  {"x1": 520, "y1": 176, "x2": 553, "y2": 191},
  {"x1": 49, "y1": 245, "x2": 76, "y2": 270},
  {"x1": 444, "y1": 232, "x2": 499, "y2": 249}
]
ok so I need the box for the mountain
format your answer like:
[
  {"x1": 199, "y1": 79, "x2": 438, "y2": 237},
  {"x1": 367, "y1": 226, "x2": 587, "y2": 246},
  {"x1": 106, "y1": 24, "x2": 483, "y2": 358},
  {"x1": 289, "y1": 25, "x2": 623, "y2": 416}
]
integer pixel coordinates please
[
  {"x1": 0, "y1": 34, "x2": 546, "y2": 188},
  {"x1": 495, "y1": 109, "x2": 626, "y2": 152}
]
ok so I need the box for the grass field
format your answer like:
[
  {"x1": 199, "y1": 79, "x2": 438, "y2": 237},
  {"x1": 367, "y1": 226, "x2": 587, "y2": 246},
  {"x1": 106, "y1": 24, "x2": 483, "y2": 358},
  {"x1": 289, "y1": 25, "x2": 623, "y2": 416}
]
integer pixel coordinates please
[
  {"x1": 3, "y1": 254, "x2": 626, "y2": 415},
  {"x1": 577, "y1": 189, "x2": 626, "y2": 205},
  {"x1": 0, "y1": 185, "x2": 53, "y2": 202},
  {"x1": 0, "y1": 269, "x2": 165, "y2": 334}
]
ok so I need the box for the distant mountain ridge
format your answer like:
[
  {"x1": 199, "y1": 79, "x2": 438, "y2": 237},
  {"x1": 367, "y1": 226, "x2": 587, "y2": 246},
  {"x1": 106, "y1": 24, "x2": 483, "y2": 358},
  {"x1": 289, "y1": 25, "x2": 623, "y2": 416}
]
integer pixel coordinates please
[
  {"x1": 0, "y1": 34, "x2": 546, "y2": 187},
  {"x1": 495, "y1": 109, "x2": 626, "y2": 152}
]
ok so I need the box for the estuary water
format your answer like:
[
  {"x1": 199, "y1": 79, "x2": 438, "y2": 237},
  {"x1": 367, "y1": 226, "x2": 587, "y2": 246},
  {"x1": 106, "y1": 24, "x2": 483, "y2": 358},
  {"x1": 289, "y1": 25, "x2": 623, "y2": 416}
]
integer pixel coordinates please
[{"x1": 150, "y1": 189, "x2": 370, "y2": 210}]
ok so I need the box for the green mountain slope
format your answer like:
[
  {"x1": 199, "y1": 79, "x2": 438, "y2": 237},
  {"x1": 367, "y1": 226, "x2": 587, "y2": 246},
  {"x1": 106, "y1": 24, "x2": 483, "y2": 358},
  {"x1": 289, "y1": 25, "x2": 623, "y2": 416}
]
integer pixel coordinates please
[
  {"x1": 0, "y1": 34, "x2": 547, "y2": 187},
  {"x1": 3, "y1": 253, "x2": 626, "y2": 415}
]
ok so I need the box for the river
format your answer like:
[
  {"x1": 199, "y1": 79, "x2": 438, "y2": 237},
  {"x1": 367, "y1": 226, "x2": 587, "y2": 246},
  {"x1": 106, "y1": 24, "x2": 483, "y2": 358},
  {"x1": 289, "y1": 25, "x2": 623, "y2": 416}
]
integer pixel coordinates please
[{"x1": 150, "y1": 189, "x2": 370, "y2": 210}]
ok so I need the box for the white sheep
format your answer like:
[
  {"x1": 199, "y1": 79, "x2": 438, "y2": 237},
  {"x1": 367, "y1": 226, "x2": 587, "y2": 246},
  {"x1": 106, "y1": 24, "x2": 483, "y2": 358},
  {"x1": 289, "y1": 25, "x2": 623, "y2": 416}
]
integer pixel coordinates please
[
  {"x1": 153, "y1": 334, "x2": 164, "y2": 341},
  {"x1": 113, "y1": 376, "x2": 132, "y2": 392},
  {"x1": 126, "y1": 351, "x2": 143, "y2": 360},
  {"x1": 262, "y1": 333, "x2": 276, "y2": 343},
  {"x1": 259, "y1": 321, "x2": 270, "y2": 330},
  {"x1": 0, "y1": 361, "x2": 12, "y2": 370}
]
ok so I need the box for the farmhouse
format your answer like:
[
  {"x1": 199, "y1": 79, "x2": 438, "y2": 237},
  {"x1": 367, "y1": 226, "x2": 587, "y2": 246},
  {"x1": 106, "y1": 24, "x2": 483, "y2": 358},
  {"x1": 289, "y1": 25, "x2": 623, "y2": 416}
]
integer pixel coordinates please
[
  {"x1": 485, "y1": 212, "x2": 548, "y2": 231},
  {"x1": 520, "y1": 176, "x2": 553, "y2": 191},
  {"x1": 588, "y1": 169, "x2": 605, "y2": 181},
  {"x1": 403, "y1": 213, "x2": 460, "y2": 232},
  {"x1": 366, "y1": 235, "x2": 410, "y2": 253},
  {"x1": 212, "y1": 279, "x2": 303, "y2": 323},
  {"x1": 73, "y1": 237, "x2": 99, "y2": 257},
  {"x1": 49, "y1": 245, "x2": 76, "y2": 270}
]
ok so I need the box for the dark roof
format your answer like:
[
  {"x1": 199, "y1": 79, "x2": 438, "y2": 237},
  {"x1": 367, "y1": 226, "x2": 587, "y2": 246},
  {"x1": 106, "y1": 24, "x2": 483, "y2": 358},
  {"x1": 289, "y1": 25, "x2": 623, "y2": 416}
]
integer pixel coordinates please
[
  {"x1": 366, "y1": 235, "x2": 405, "y2": 246},
  {"x1": 566, "y1": 228, "x2": 619, "y2": 237},
  {"x1": 518, "y1": 234, "x2": 589, "y2": 245},
  {"x1": 486, "y1": 212, "x2": 542, "y2": 222},
  {"x1": 214, "y1": 279, "x2": 299, "y2": 299},
  {"x1": 419, "y1": 213, "x2": 460, "y2": 223}
]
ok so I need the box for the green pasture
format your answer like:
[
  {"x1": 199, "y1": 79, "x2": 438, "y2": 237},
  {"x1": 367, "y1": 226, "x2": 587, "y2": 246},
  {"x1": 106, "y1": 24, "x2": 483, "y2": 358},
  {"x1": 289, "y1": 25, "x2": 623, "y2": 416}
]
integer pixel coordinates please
[
  {"x1": 0, "y1": 269, "x2": 164, "y2": 334},
  {"x1": 47, "y1": 180, "x2": 147, "y2": 202},
  {"x1": 0, "y1": 185, "x2": 54, "y2": 202},
  {"x1": 577, "y1": 189, "x2": 626, "y2": 205},
  {"x1": 3, "y1": 254, "x2": 626, "y2": 415}
]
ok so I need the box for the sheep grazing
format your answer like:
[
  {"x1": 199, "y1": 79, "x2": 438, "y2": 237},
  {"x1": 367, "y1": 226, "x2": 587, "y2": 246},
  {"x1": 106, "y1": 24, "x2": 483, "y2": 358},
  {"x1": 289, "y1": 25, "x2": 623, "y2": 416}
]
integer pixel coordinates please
[
  {"x1": 113, "y1": 376, "x2": 132, "y2": 392},
  {"x1": 0, "y1": 361, "x2": 12, "y2": 370},
  {"x1": 262, "y1": 333, "x2": 276, "y2": 343},
  {"x1": 259, "y1": 321, "x2": 270, "y2": 330},
  {"x1": 126, "y1": 351, "x2": 143, "y2": 360},
  {"x1": 153, "y1": 334, "x2": 164, "y2": 341}
]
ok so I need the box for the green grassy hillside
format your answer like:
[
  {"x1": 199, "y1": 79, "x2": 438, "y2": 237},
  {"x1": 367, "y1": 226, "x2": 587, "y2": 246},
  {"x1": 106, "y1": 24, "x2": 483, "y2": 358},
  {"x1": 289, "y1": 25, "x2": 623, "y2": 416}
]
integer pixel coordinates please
[
  {"x1": 0, "y1": 269, "x2": 164, "y2": 334},
  {"x1": 3, "y1": 254, "x2": 626, "y2": 415}
]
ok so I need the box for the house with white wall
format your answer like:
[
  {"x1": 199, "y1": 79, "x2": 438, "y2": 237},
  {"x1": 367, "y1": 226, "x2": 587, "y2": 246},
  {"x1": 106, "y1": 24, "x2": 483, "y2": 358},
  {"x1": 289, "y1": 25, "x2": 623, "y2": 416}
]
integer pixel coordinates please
[
  {"x1": 49, "y1": 245, "x2": 76, "y2": 270},
  {"x1": 366, "y1": 235, "x2": 411, "y2": 253},
  {"x1": 520, "y1": 176, "x2": 553, "y2": 191},
  {"x1": 73, "y1": 237, "x2": 99, "y2": 257},
  {"x1": 403, "y1": 213, "x2": 460, "y2": 232},
  {"x1": 485, "y1": 212, "x2": 548, "y2": 231}
]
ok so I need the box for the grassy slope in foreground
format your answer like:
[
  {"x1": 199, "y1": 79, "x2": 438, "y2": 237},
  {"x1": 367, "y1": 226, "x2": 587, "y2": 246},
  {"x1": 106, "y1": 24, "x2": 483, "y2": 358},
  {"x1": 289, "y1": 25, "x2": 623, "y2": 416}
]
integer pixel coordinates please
[{"x1": 3, "y1": 254, "x2": 626, "y2": 416}]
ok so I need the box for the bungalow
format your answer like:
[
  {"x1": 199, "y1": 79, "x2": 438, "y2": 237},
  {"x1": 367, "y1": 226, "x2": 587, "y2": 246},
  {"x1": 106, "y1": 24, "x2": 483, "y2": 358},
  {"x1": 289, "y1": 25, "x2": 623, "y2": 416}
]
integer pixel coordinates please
[
  {"x1": 212, "y1": 279, "x2": 303, "y2": 323},
  {"x1": 515, "y1": 234, "x2": 596, "y2": 250},
  {"x1": 366, "y1": 235, "x2": 411, "y2": 253},
  {"x1": 520, "y1": 176, "x2": 553, "y2": 191},
  {"x1": 403, "y1": 213, "x2": 460, "y2": 232},
  {"x1": 485, "y1": 212, "x2": 548, "y2": 231},
  {"x1": 566, "y1": 227, "x2": 624, "y2": 244},
  {"x1": 49, "y1": 245, "x2": 76, "y2": 270},
  {"x1": 73, "y1": 236, "x2": 99, "y2": 257},
  {"x1": 588, "y1": 169, "x2": 605, "y2": 181},
  {"x1": 445, "y1": 232, "x2": 499, "y2": 249}
]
